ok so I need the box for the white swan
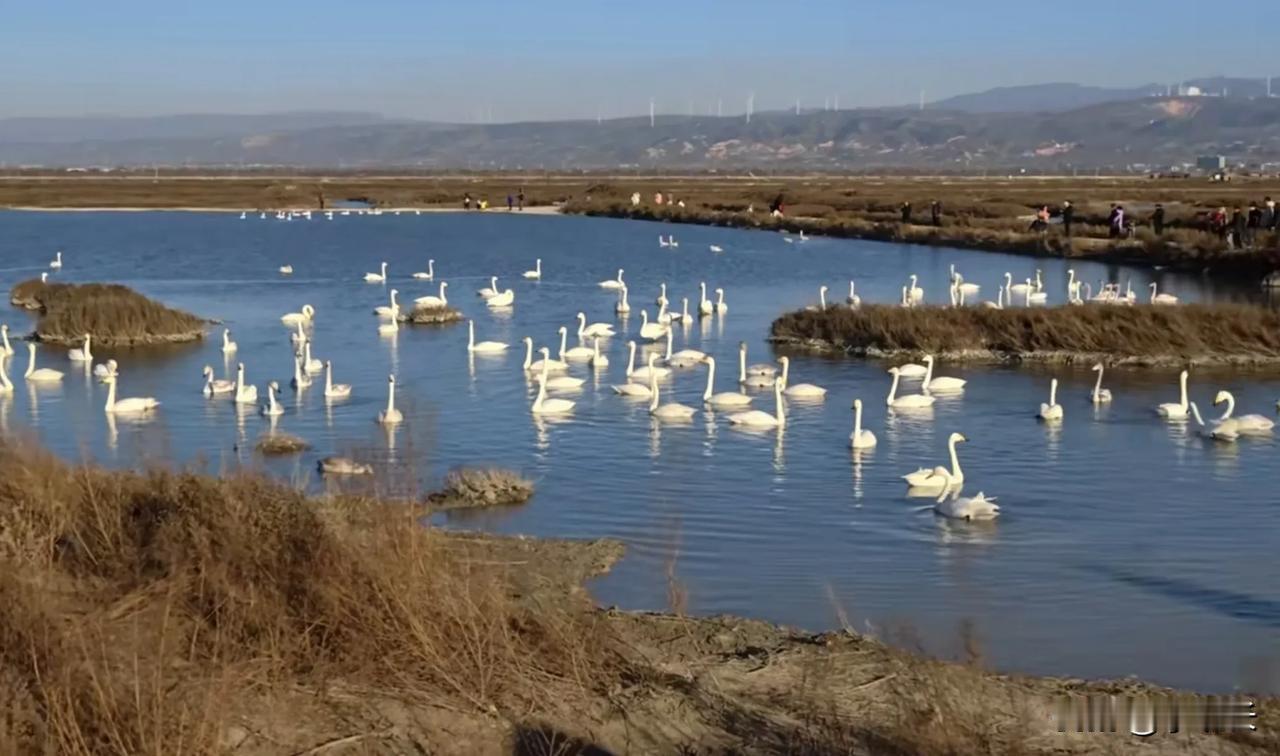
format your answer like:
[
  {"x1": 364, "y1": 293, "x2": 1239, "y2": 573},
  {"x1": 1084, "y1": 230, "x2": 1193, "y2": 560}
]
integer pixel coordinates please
[
  {"x1": 1008, "y1": 273, "x2": 1030, "y2": 295},
  {"x1": 849, "y1": 398, "x2": 876, "y2": 449},
  {"x1": 903, "y1": 432, "x2": 966, "y2": 490},
  {"x1": 378, "y1": 375, "x2": 403, "y2": 424},
  {"x1": 559, "y1": 326, "x2": 594, "y2": 361},
  {"x1": 955, "y1": 275, "x2": 980, "y2": 298},
  {"x1": 1213, "y1": 390, "x2": 1275, "y2": 433},
  {"x1": 468, "y1": 320, "x2": 508, "y2": 354},
  {"x1": 932, "y1": 471, "x2": 1000, "y2": 521},
  {"x1": 202, "y1": 365, "x2": 236, "y2": 396},
  {"x1": 1023, "y1": 279, "x2": 1047, "y2": 306},
  {"x1": 658, "y1": 235, "x2": 670, "y2": 248},
  {"x1": 886, "y1": 367, "x2": 935, "y2": 409},
  {"x1": 1150, "y1": 282, "x2": 1179, "y2": 305},
  {"x1": 531, "y1": 374, "x2": 575, "y2": 415},
  {"x1": 477, "y1": 276, "x2": 500, "y2": 298},
  {"x1": 1089, "y1": 363, "x2": 1113, "y2": 404},
  {"x1": 728, "y1": 379, "x2": 785, "y2": 428},
  {"x1": 523, "y1": 258, "x2": 542, "y2": 280},
  {"x1": 231, "y1": 363, "x2": 258, "y2": 405},
  {"x1": 0, "y1": 358, "x2": 12, "y2": 394},
  {"x1": 374, "y1": 289, "x2": 401, "y2": 318},
  {"x1": 302, "y1": 342, "x2": 323, "y2": 374},
  {"x1": 577, "y1": 312, "x2": 615, "y2": 339},
  {"x1": 317, "y1": 457, "x2": 372, "y2": 475},
  {"x1": 630, "y1": 351, "x2": 671, "y2": 384},
  {"x1": 737, "y1": 343, "x2": 776, "y2": 388},
  {"x1": 377, "y1": 316, "x2": 399, "y2": 336},
  {"x1": 612, "y1": 343, "x2": 653, "y2": 397},
  {"x1": 261, "y1": 381, "x2": 285, "y2": 416},
  {"x1": 615, "y1": 285, "x2": 632, "y2": 314},
  {"x1": 50, "y1": 251, "x2": 63, "y2": 269},
  {"x1": 701, "y1": 356, "x2": 752, "y2": 408},
  {"x1": 67, "y1": 333, "x2": 92, "y2": 362},
  {"x1": 895, "y1": 360, "x2": 928, "y2": 379},
  {"x1": 698, "y1": 282, "x2": 713, "y2": 317},
  {"x1": 589, "y1": 337, "x2": 609, "y2": 369},
  {"x1": 290, "y1": 356, "x2": 312, "y2": 390},
  {"x1": 846, "y1": 280, "x2": 861, "y2": 308},
  {"x1": 599, "y1": 269, "x2": 625, "y2": 290},
  {"x1": 93, "y1": 359, "x2": 118, "y2": 382},
  {"x1": 807, "y1": 286, "x2": 829, "y2": 312},
  {"x1": 922, "y1": 355, "x2": 966, "y2": 392},
  {"x1": 741, "y1": 341, "x2": 777, "y2": 377},
  {"x1": 221, "y1": 328, "x2": 237, "y2": 354},
  {"x1": 709, "y1": 244, "x2": 724, "y2": 253},
  {"x1": 649, "y1": 370, "x2": 697, "y2": 421},
  {"x1": 778, "y1": 356, "x2": 826, "y2": 398},
  {"x1": 1189, "y1": 401, "x2": 1239, "y2": 442},
  {"x1": 281, "y1": 304, "x2": 315, "y2": 325},
  {"x1": 23, "y1": 344, "x2": 63, "y2": 382},
  {"x1": 714, "y1": 288, "x2": 728, "y2": 314},
  {"x1": 982, "y1": 285, "x2": 1005, "y2": 309},
  {"x1": 279, "y1": 265, "x2": 293, "y2": 275},
  {"x1": 906, "y1": 274, "x2": 924, "y2": 303},
  {"x1": 104, "y1": 374, "x2": 159, "y2": 414},
  {"x1": 663, "y1": 329, "x2": 705, "y2": 368},
  {"x1": 414, "y1": 282, "x2": 449, "y2": 308},
  {"x1": 667, "y1": 235, "x2": 678, "y2": 248},
  {"x1": 486, "y1": 288, "x2": 515, "y2": 308},
  {"x1": 672, "y1": 297, "x2": 691, "y2": 324},
  {"x1": 639, "y1": 310, "x2": 668, "y2": 342},
  {"x1": 290, "y1": 320, "x2": 308, "y2": 348},
  {"x1": 1038, "y1": 378, "x2": 1064, "y2": 421},
  {"x1": 541, "y1": 349, "x2": 585, "y2": 391},
  {"x1": 0, "y1": 324, "x2": 12, "y2": 356},
  {"x1": 324, "y1": 360, "x2": 352, "y2": 399},
  {"x1": 655, "y1": 283, "x2": 669, "y2": 308},
  {"x1": 1156, "y1": 370, "x2": 1190, "y2": 419},
  {"x1": 522, "y1": 337, "x2": 567, "y2": 373},
  {"x1": 364, "y1": 261, "x2": 388, "y2": 283},
  {"x1": 412, "y1": 259, "x2": 435, "y2": 280}
]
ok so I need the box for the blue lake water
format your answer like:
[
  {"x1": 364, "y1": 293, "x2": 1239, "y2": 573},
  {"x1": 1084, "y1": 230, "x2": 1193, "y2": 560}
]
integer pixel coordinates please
[{"x1": 2, "y1": 209, "x2": 1277, "y2": 694}]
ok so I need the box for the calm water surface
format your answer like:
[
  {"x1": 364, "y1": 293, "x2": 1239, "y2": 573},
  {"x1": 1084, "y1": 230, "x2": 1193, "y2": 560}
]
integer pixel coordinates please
[{"x1": 2, "y1": 210, "x2": 1277, "y2": 694}]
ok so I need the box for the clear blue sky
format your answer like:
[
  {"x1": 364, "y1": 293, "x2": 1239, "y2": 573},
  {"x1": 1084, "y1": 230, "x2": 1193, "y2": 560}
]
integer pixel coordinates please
[{"x1": 2, "y1": 0, "x2": 1275, "y2": 121}]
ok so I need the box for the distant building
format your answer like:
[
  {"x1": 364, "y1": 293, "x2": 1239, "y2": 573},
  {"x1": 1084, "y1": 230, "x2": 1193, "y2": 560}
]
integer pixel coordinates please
[{"x1": 1197, "y1": 155, "x2": 1226, "y2": 172}]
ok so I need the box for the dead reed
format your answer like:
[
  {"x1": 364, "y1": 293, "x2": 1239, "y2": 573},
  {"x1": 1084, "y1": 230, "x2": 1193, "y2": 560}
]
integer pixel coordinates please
[
  {"x1": 9, "y1": 279, "x2": 206, "y2": 346},
  {"x1": 253, "y1": 433, "x2": 311, "y2": 456},
  {"x1": 425, "y1": 466, "x2": 535, "y2": 510}
]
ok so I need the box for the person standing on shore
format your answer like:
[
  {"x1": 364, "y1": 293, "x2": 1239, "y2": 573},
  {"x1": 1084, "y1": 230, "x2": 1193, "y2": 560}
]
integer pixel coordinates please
[
  {"x1": 930, "y1": 200, "x2": 942, "y2": 226},
  {"x1": 1152, "y1": 203, "x2": 1165, "y2": 235},
  {"x1": 1264, "y1": 196, "x2": 1276, "y2": 230},
  {"x1": 507, "y1": 194, "x2": 514, "y2": 212},
  {"x1": 1062, "y1": 200, "x2": 1074, "y2": 237},
  {"x1": 1246, "y1": 202, "x2": 1262, "y2": 247},
  {"x1": 464, "y1": 193, "x2": 472, "y2": 211},
  {"x1": 518, "y1": 189, "x2": 525, "y2": 211},
  {"x1": 1230, "y1": 206, "x2": 1246, "y2": 249},
  {"x1": 900, "y1": 201, "x2": 912, "y2": 224},
  {"x1": 1109, "y1": 205, "x2": 1125, "y2": 239}
]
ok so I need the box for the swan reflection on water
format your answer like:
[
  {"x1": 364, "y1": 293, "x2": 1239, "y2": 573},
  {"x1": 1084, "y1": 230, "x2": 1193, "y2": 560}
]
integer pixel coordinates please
[{"x1": 850, "y1": 447, "x2": 873, "y2": 501}]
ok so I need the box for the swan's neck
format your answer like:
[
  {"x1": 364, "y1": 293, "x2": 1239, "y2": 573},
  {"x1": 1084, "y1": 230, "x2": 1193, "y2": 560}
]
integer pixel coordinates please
[
  {"x1": 648, "y1": 374, "x2": 659, "y2": 411},
  {"x1": 627, "y1": 343, "x2": 636, "y2": 375},
  {"x1": 923, "y1": 357, "x2": 934, "y2": 385},
  {"x1": 887, "y1": 372, "x2": 900, "y2": 403},
  {"x1": 819, "y1": 289, "x2": 826, "y2": 310},
  {"x1": 664, "y1": 330, "x2": 673, "y2": 360},
  {"x1": 1049, "y1": 380, "x2": 1058, "y2": 406},
  {"x1": 105, "y1": 378, "x2": 116, "y2": 411},
  {"x1": 704, "y1": 359, "x2": 714, "y2": 400},
  {"x1": 439, "y1": 283, "x2": 447, "y2": 303},
  {"x1": 949, "y1": 438, "x2": 962, "y2": 478},
  {"x1": 1220, "y1": 393, "x2": 1235, "y2": 421},
  {"x1": 2, "y1": 329, "x2": 10, "y2": 352},
  {"x1": 577, "y1": 315, "x2": 585, "y2": 337},
  {"x1": 780, "y1": 359, "x2": 789, "y2": 387},
  {"x1": 326, "y1": 364, "x2": 332, "y2": 391},
  {"x1": 533, "y1": 380, "x2": 546, "y2": 410},
  {"x1": 849, "y1": 281, "x2": 855, "y2": 298},
  {"x1": 386, "y1": 381, "x2": 396, "y2": 413},
  {"x1": 716, "y1": 290, "x2": 724, "y2": 306},
  {"x1": 854, "y1": 403, "x2": 862, "y2": 435},
  {"x1": 25, "y1": 348, "x2": 34, "y2": 378},
  {"x1": 523, "y1": 341, "x2": 533, "y2": 369},
  {"x1": 1179, "y1": 373, "x2": 1188, "y2": 408},
  {"x1": 559, "y1": 330, "x2": 567, "y2": 359},
  {"x1": 1094, "y1": 367, "x2": 1103, "y2": 395},
  {"x1": 428, "y1": 260, "x2": 433, "y2": 276},
  {"x1": 738, "y1": 348, "x2": 746, "y2": 382},
  {"x1": 775, "y1": 381, "x2": 785, "y2": 425},
  {"x1": 468, "y1": 321, "x2": 475, "y2": 348}
]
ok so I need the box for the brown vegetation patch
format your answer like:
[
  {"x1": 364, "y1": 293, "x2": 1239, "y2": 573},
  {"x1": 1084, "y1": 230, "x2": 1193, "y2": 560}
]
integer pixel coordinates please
[
  {"x1": 771, "y1": 303, "x2": 1280, "y2": 365},
  {"x1": 9, "y1": 279, "x2": 206, "y2": 346},
  {"x1": 405, "y1": 304, "x2": 463, "y2": 325},
  {"x1": 426, "y1": 467, "x2": 535, "y2": 511},
  {"x1": 253, "y1": 433, "x2": 311, "y2": 456}
]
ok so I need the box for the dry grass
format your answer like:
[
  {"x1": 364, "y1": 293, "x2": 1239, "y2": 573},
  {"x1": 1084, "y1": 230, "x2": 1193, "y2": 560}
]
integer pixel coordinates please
[
  {"x1": 9, "y1": 279, "x2": 206, "y2": 346},
  {"x1": 772, "y1": 303, "x2": 1280, "y2": 363},
  {"x1": 425, "y1": 466, "x2": 535, "y2": 510},
  {"x1": 253, "y1": 433, "x2": 311, "y2": 456},
  {"x1": 406, "y1": 304, "x2": 464, "y2": 324}
]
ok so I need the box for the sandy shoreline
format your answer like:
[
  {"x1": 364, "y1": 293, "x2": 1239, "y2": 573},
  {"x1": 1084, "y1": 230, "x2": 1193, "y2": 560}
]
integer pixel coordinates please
[{"x1": 0, "y1": 204, "x2": 564, "y2": 215}]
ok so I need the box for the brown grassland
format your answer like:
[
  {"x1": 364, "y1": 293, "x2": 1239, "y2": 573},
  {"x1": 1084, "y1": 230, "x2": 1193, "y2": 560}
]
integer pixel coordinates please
[{"x1": 0, "y1": 441, "x2": 1275, "y2": 754}]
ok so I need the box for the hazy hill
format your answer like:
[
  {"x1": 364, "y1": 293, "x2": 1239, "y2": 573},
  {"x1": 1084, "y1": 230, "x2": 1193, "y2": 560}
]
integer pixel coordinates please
[
  {"x1": 934, "y1": 77, "x2": 1278, "y2": 113},
  {"x1": 0, "y1": 111, "x2": 389, "y2": 144}
]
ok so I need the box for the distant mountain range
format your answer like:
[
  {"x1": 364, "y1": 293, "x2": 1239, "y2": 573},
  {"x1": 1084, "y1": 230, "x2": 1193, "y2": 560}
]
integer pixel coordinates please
[{"x1": 3, "y1": 79, "x2": 1279, "y2": 170}]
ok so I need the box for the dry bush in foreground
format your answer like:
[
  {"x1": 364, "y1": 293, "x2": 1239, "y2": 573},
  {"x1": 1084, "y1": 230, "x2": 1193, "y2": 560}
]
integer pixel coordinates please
[
  {"x1": 10, "y1": 279, "x2": 206, "y2": 346},
  {"x1": 772, "y1": 303, "x2": 1280, "y2": 362}
]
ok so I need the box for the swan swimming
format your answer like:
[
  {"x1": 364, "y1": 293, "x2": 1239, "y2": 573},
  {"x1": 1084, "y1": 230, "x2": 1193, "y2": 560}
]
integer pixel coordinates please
[
  {"x1": 599, "y1": 269, "x2": 625, "y2": 290},
  {"x1": 23, "y1": 344, "x2": 63, "y2": 382},
  {"x1": 93, "y1": 359, "x2": 118, "y2": 382},
  {"x1": 104, "y1": 374, "x2": 160, "y2": 415},
  {"x1": 324, "y1": 360, "x2": 352, "y2": 399},
  {"x1": 290, "y1": 356, "x2": 312, "y2": 390},
  {"x1": 523, "y1": 258, "x2": 542, "y2": 280},
  {"x1": 540, "y1": 349, "x2": 585, "y2": 391},
  {"x1": 522, "y1": 337, "x2": 567, "y2": 373},
  {"x1": 318, "y1": 457, "x2": 372, "y2": 475},
  {"x1": 630, "y1": 351, "x2": 671, "y2": 384},
  {"x1": 233, "y1": 363, "x2": 258, "y2": 405},
  {"x1": 589, "y1": 337, "x2": 609, "y2": 369},
  {"x1": 903, "y1": 432, "x2": 966, "y2": 491},
  {"x1": 577, "y1": 312, "x2": 615, "y2": 339},
  {"x1": 701, "y1": 356, "x2": 752, "y2": 408},
  {"x1": 202, "y1": 365, "x2": 236, "y2": 396},
  {"x1": 486, "y1": 288, "x2": 515, "y2": 308},
  {"x1": 649, "y1": 370, "x2": 697, "y2": 421},
  {"x1": 848, "y1": 398, "x2": 876, "y2": 449},
  {"x1": 662, "y1": 329, "x2": 705, "y2": 368},
  {"x1": 713, "y1": 288, "x2": 728, "y2": 314},
  {"x1": 697, "y1": 282, "x2": 714, "y2": 317},
  {"x1": 477, "y1": 276, "x2": 500, "y2": 298},
  {"x1": 378, "y1": 375, "x2": 403, "y2": 424},
  {"x1": 886, "y1": 367, "x2": 935, "y2": 409},
  {"x1": 412, "y1": 259, "x2": 435, "y2": 280},
  {"x1": 615, "y1": 285, "x2": 632, "y2": 314},
  {"x1": 302, "y1": 342, "x2": 323, "y2": 374},
  {"x1": 639, "y1": 310, "x2": 668, "y2": 342},
  {"x1": 1038, "y1": 378, "x2": 1064, "y2": 421},
  {"x1": 281, "y1": 304, "x2": 315, "y2": 325},
  {"x1": 612, "y1": 343, "x2": 654, "y2": 398},
  {"x1": 1189, "y1": 401, "x2": 1238, "y2": 442},
  {"x1": 278, "y1": 265, "x2": 294, "y2": 275},
  {"x1": 373, "y1": 289, "x2": 401, "y2": 318},
  {"x1": 0, "y1": 324, "x2": 12, "y2": 356},
  {"x1": 531, "y1": 374, "x2": 575, "y2": 415},
  {"x1": 221, "y1": 328, "x2": 238, "y2": 354},
  {"x1": 738, "y1": 343, "x2": 776, "y2": 388},
  {"x1": 364, "y1": 262, "x2": 388, "y2": 283},
  {"x1": 1156, "y1": 370, "x2": 1190, "y2": 419},
  {"x1": 50, "y1": 251, "x2": 63, "y2": 269},
  {"x1": 709, "y1": 244, "x2": 724, "y2": 253},
  {"x1": 414, "y1": 282, "x2": 449, "y2": 308},
  {"x1": 727, "y1": 379, "x2": 785, "y2": 428},
  {"x1": 467, "y1": 320, "x2": 509, "y2": 354},
  {"x1": 66, "y1": 333, "x2": 92, "y2": 363},
  {"x1": 559, "y1": 326, "x2": 594, "y2": 361},
  {"x1": 922, "y1": 355, "x2": 965, "y2": 392},
  {"x1": 261, "y1": 381, "x2": 285, "y2": 417},
  {"x1": 931, "y1": 470, "x2": 1000, "y2": 521},
  {"x1": 1149, "y1": 282, "x2": 1178, "y2": 305},
  {"x1": 778, "y1": 356, "x2": 827, "y2": 398},
  {"x1": 655, "y1": 283, "x2": 669, "y2": 308},
  {"x1": 1089, "y1": 363, "x2": 1113, "y2": 404},
  {"x1": 1213, "y1": 390, "x2": 1274, "y2": 434}
]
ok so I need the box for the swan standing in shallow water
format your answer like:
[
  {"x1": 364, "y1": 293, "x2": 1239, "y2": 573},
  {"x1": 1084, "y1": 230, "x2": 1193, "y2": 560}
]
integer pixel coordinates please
[
  {"x1": 50, "y1": 251, "x2": 63, "y2": 269},
  {"x1": 931, "y1": 470, "x2": 1000, "y2": 521},
  {"x1": 906, "y1": 274, "x2": 924, "y2": 303},
  {"x1": 364, "y1": 262, "x2": 388, "y2": 283},
  {"x1": 234, "y1": 363, "x2": 258, "y2": 405},
  {"x1": 531, "y1": 374, "x2": 575, "y2": 415},
  {"x1": 221, "y1": 328, "x2": 237, "y2": 354},
  {"x1": 104, "y1": 374, "x2": 159, "y2": 414},
  {"x1": 202, "y1": 366, "x2": 236, "y2": 396},
  {"x1": 849, "y1": 398, "x2": 876, "y2": 449},
  {"x1": 778, "y1": 356, "x2": 826, "y2": 398},
  {"x1": 68, "y1": 334, "x2": 92, "y2": 362},
  {"x1": 599, "y1": 269, "x2": 625, "y2": 290},
  {"x1": 1213, "y1": 390, "x2": 1274, "y2": 433},
  {"x1": 701, "y1": 356, "x2": 752, "y2": 408},
  {"x1": 24, "y1": 344, "x2": 63, "y2": 382},
  {"x1": 922, "y1": 355, "x2": 965, "y2": 392},
  {"x1": 412, "y1": 259, "x2": 435, "y2": 280},
  {"x1": 648, "y1": 371, "x2": 697, "y2": 421},
  {"x1": 281, "y1": 304, "x2": 315, "y2": 325},
  {"x1": 522, "y1": 337, "x2": 566, "y2": 373},
  {"x1": 1156, "y1": 370, "x2": 1190, "y2": 419},
  {"x1": 261, "y1": 381, "x2": 285, "y2": 416},
  {"x1": 728, "y1": 379, "x2": 785, "y2": 428},
  {"x1": 903, "y1": 432, "x2": 966, "y2": 490},
  {"x1": 1149, "y1": 282, "x2": 1179, "y2": 305},
  {"x1": 414, "y1": 282, "x2": 449, "y2": 308},
  {"x1": 467, "y1": 320, "x2": 508, "y2": 353},
  {"x1": 324, "y1": 361, "x2": 352, "y2": 399},
  {"x1": 523, "y1": 258, "x2": 542, "y2": 280},
  {"x1": 0, "y1": 324, "x2": 13, "y2": 356},
  {"x1": 1038, "y1": 378, "x2": 1063, "y2": 421},
  {"x1": 378, "y1": 375, "x2": 403, "y2": 424},
  {"x1": 886, "y1": 367, "x2": 934, "y2": 409},
  {"x1": 1089, "y1": 363, "x2": 1113, "y2": 403},
  {"x1": 578, "y1": 312, "x2": 614, "y2": 339}
]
